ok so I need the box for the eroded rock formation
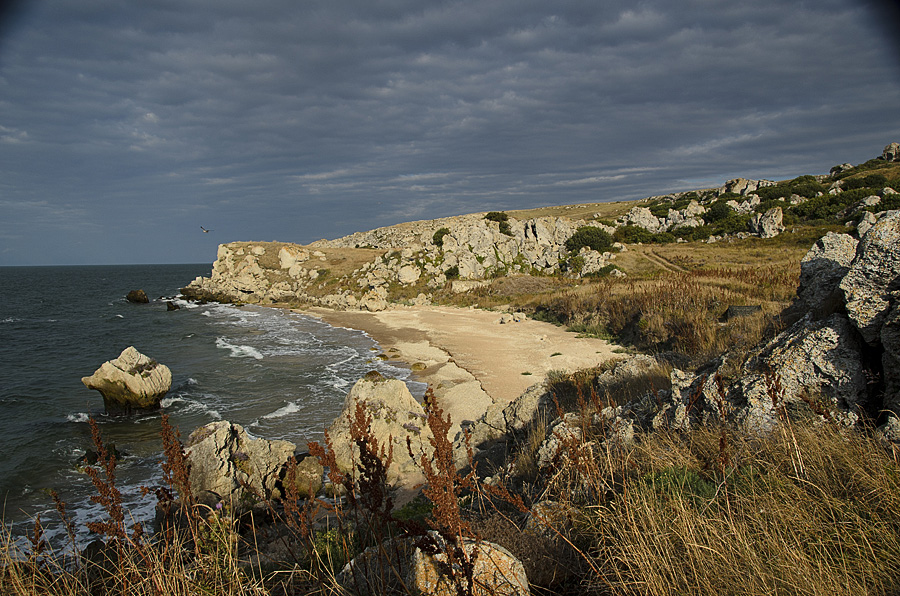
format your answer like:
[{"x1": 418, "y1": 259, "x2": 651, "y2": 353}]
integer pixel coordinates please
[{"x1": 81, "y1": 346, "x2": 171, "y2": 414}]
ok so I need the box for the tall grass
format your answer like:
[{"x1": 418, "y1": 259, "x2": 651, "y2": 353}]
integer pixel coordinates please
[{"x1": 530, "y1": 265, "x2": 798, "y2": 365}]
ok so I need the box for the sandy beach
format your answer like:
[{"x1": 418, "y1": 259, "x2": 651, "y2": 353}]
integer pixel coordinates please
[{"x1": 307, "y1": 305, "x2": 624, "y2": 430}]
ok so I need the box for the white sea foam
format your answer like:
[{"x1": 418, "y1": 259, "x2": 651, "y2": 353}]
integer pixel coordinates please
[
  {"x1": 1, "y1": 317, "x2": 21, "y2": 324},
  {"x1": 161, "y1": 394, "x2": 222, "y2": 420},
  {"x1": 215, "y1": 337, "x2": 264, "y2": 359},
  {"x1": 261, "y1": 402, "x2": 300, "y2": 420},
  {"x1": 67, "y1": 412, "x2": 90, "y2": 423}
]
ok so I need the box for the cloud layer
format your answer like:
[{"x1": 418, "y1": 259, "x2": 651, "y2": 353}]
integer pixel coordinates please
[{"x1": 1, "y1": 0, "x2": 898, "y2": 264}]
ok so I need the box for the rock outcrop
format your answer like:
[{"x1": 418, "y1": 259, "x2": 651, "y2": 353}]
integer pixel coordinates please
[
  {"x1": 340, "y1": 535, "x2": 529, "y2": 596},
  {"x1": 326, "y1": 376, "x2": 434, "y2": 486},
  {"x1": 185, "y1": 420, "x2": 296, "y2": 510},
  {"x1": 645, "y1": 211, "x2": 900, "y2": 434},
  {"x1": 839, "y1": 211, "x2": 900, "y2": 344},
  {"x1": 883, "y1": 142, "x2": 900, "y2": 162},
  {"x1": 796, "y1": 232, "x2": 858, "y2": 317},
  {"x1": 81, "y1": 346, "x2": 172, "y2": 414},
  {"x1": 718, "y1": 177, "x2": 775, "y2": 196},
  {"x1": 750, "y1": 206, "x2": 785, "y2": 239}
]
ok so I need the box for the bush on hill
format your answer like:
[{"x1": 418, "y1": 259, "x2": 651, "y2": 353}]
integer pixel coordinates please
[
  {"x1": 432, "y1": 227, "x2": 451, "y2": 248},
  {"x1": 485, "y1": 211, "x2": 513, "y2": 236},
  {"x1": 565, "y1": 226, "x2": 613, "y2": 253}
]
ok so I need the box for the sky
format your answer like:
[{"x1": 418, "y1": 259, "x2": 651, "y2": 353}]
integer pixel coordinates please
[{"x1": 0, "y1": 0, "x2": 898, "y2": 266}]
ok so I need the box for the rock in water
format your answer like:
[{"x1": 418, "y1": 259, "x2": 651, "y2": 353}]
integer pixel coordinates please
[
  {"x1": 126, "y1": 289, "x2": 149, "y2": 303},
  {"x1": 81, "y1": 346, "x2": 172, "y2": 414}
]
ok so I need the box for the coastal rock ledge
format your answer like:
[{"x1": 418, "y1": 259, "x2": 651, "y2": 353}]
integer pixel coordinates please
[{"x1": 81, "y1": 346, "x2": 172, "y2": 414}]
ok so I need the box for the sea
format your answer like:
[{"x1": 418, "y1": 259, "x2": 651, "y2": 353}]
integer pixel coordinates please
[{"x1": 0, "y1": 264, "x2": 418, "y2": 547}]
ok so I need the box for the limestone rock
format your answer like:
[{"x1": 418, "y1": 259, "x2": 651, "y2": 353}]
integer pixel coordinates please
[
  {"x1": 796, "y1": 232, "x2": 858, "y2": 317},
  {"x1": 185, "y1": 420, "x2": 296, "y2": 510},
  {"x1": 839, "y1": 211, "x2": 900, "y2": 344},
  {"x1": 857, "y1": 211, "x2": 878, "y2": 237},
  {"x1": 719, "y1": 178, "x2": 775, "y2": 196},
  {"x1": 407, "y1": 537, "x2": 529, "y2": 596},
  {"x1": 536, "y1": 413, "x2": 583, "y2": 469},
  {"x1": 81, "y1": 346, "x2": 172, "y2": 414},
  {"x1": 750, "y1": 207, "x2": 784, "y2": 238},
  {"x1": 883, "y1": 142, "x2": 900, "y2": 162},
  {"x1": 359, "y1": 286, "x2": 389, "y2": 312},
  {"x1": 739, "y1": 314, "x2": 867, "y2": 432},
  {"x1": 624, "y1": 206, "x2": 663, "y2": 233},
  {"x1": 830, "y1": 163, "x2": 854, "y2": 175},
  {"x1": 340, "y1": 535, "x2": 529, "y2": 596},
  {"x1": 327, "y1": 377, "x2": 434, "y2": 486},
  {"x1": 398, "y1": 264, "x2": 422, "y2": 285}
]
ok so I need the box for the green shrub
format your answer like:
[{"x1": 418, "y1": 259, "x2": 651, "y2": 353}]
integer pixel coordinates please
[
  {"x1": 710, "y1": 213, "x2": 751, "y2": 235},
  {"x1": 704, "y1": 201, "x2": 733, "y2": 223},
  {"x1": 843, "y1": 173, "x2": 888, "y2": 191},
  {"x1": 587, "y1": 264, "x2": 625, "y2": 278},
  {"x1": 613, "y1": 225, "x2": 656, "y2": 244},
  {"x1": 870, "y1": 194, "x2": 900, "y2": 212},
  {"x1": 675, "y1": 225, "x2": 712, "y2": 242},
  {"x1": 790, "y1": 188, "x2": 876, "y2": 221},
  {"x1": 649, "y1": 201, "x2": 671, "y2": 218},
  {"x1": 485, "y1": 212, "x2": 513, "y2": 236},
  {"x1": 755, "y1": 175, "x2": 825, "y2": 202},
  {"x1": 444, "y1": 265, "x2": 459, "y2": 279},
  {"x1": 565, "y1": 226, "x2": 613, "y2": 253},
  {"x1": 432, "y1": 227, "x2": 451, "y2": 248}
]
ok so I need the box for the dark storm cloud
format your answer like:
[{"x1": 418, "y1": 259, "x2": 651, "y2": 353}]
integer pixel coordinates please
[{"x1": 0, "y1": 0, "x2": 898, "y2": 264}]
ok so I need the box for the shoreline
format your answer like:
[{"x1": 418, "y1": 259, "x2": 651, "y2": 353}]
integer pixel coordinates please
[{"x1": 303, "y1": 304, "x2": 625, "y2": 432}]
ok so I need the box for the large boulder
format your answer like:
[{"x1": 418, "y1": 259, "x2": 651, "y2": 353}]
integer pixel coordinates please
[
  {"x1": 739, "y1": 313, "x2": 868, "y2": 432},
  {"x1": 750, "y1": 207, "x2": 785, "y2": 238},
  {"x1": 81, "y1": 346, "x2": 172, "y2": 414},
  {"x1": 624, "y1": 206, "x2": 663, "y2": 233},
  {"x1": 341, "y1": 535, "x2": 530, "y2": 596},
  {"x1": 883, "y1": 302, "x2": 900, "y2": 414},
  {"x1": 327, "y1": 376, "x2": 434, "y2": 486},
  {"x1": 185, "y1": 420, "x2": 296, "y2": 509},
  {"x1": 883, "y1": 142, "x2": 900, "y2": 162},
  {"x1": 796, "y1": 232, "x2": 858, "y2": 317},
  {"x1": 839, "y1": 211, "x2": 900, "y2": 345}
]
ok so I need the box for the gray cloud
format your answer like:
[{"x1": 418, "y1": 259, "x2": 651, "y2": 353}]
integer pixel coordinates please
[{"x1": 0, "y1": 0, "x2": 898, "y2": 264}]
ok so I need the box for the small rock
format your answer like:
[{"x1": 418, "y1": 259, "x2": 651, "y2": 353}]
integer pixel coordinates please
[{"x1": 126, "y1": 289, "x2": 149, "y2": 303}]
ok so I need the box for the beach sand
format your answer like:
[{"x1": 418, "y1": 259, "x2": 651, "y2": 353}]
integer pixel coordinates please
[{"x1": 306, "y1": 305, "x2": 624, "y2": 431}]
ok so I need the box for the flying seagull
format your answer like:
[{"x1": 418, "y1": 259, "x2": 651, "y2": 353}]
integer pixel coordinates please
[{"x1": 200, "y1": 226, "x2": 212, "y2": 233}]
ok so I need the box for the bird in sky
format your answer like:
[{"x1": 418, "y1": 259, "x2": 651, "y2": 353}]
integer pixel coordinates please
[{"x1": 200, "y1": 226, "x2": 212, "y2": 233}]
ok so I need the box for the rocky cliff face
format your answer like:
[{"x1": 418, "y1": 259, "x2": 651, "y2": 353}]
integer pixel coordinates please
[{"x1": 182, "y1": 214, "x2": 621, "y2": 309}]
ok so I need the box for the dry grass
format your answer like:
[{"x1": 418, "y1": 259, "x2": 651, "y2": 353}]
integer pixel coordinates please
[
  {"x1": 522, "y1": 263, "x2": 797, "y2": 367},
  {"x1": 577, "y1": 424, "x2": 900, "y2": 596}
]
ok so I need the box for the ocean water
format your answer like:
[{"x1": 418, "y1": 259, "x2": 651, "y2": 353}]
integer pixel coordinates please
[{"x1": 0, "y1": 264, "x2": 417, "y2": 545}]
